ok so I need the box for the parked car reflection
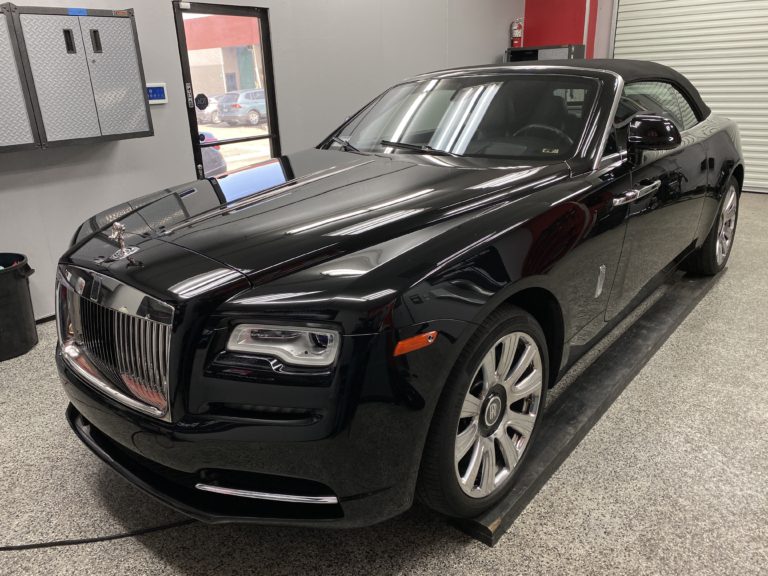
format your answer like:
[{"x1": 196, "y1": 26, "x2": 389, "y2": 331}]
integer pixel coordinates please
[
  {"x1": 200, "y1": 131, "x2": 227, "y2": 177},
  {"x1": 196, "y1": 94, "x2": 222, "y2": 125},
  {"x1": 219, "y1": 89, "x2": 268, "y2": 126}
]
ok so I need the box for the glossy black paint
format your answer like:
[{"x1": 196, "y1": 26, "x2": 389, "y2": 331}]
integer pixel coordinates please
[
  {"x1": 628, "y1": 114, "x2": 683, "y2": 152},
  {"x1": 58, "y1": 63, "x2": 744, "y2": 527}
]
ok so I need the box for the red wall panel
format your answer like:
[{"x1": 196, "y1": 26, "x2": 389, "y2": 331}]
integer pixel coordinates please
[
  {"x1": 523, "y1": 0, "x2": 598, "y2": 58},
  {"x1": 184, "y1": 16, "x2": 261, "y2": 51}
]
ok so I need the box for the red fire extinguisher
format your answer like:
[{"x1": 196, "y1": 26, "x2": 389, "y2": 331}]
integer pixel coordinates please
[{"x1": 510, "y1": 18, "x2": 524, "y2": 48}]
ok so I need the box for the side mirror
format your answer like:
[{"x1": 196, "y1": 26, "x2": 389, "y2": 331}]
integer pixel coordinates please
[{"x1": 628, "y1": 114, "x2": 681, "y2": 152}]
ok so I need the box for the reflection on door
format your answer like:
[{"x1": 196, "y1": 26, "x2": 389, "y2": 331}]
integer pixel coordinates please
[{"x1": 174, "y1": 2, "x2": 280, "y2": 179}]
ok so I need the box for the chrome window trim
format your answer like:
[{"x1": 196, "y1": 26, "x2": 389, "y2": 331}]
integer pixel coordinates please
[
  {"x1": 597, "y1": 150, "x2": 628, "y2": 173},
  {"x1": 194, "y1": 483, "x2": 339, "y2": 505},
  {"x1": 409, "y1": 64, "x2": 625, "y2": 81},
  {"x1": 594, "y1": 74, "x2": 625, "y2": 171}
]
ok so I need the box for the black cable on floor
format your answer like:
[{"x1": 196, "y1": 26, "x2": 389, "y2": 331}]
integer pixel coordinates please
[{"x1": 0, "y1": 519, "x2": 196, "y2": 553}]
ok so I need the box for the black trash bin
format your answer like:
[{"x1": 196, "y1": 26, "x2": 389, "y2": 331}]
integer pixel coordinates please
[{"x1": 0, "y1": 253, "x2": 38, "y2": 361}]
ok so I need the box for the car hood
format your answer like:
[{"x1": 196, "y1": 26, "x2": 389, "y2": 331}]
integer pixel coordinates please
[{"x1": 69, "y1": 148, "x2": 570, "y2": 293}]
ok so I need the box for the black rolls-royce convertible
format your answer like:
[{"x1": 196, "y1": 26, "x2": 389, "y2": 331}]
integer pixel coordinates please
[{"x1": 56, "y1": 60, "x2": 743, "y2": 526}]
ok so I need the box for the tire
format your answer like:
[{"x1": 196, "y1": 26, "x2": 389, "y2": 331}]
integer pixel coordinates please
[
  {"x1": 248, "y1": 110, "x2": 261, "y2": 125},
  {"x1": 417, "y1": 305, "x2": 549, "y2": 518},
  {"x1": 684, "y1": 176, "x2": 740, "y2": 276},
  {"x1": 211, "y1": 111, "x2": 220, "y2": 124}
]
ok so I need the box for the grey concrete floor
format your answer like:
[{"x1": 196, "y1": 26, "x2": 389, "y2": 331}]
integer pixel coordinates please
[{"x1": 1, "y1": 193, "x2": 767, "y2": 575}]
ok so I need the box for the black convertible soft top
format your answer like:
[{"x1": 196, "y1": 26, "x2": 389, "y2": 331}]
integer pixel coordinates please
[
  {"x1": 425, "y1": 58, "x2": 711, "y2": 121},
  {"x1": 509, "y1": 58, "x2": 711, "y2": 120}
]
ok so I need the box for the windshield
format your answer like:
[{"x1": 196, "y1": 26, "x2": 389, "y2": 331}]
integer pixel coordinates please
[{"x1": 338, "y1": 74, "x2": 599, "y2": 160}]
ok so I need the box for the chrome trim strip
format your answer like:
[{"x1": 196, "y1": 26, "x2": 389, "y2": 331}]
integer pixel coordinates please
[
  {"x1": 194, "y1": 483, "x2": 339, "y2": 505},
  {"x1": 58, "y1": 265, "x2": 174, "y2": 325},
  {"x1": 593, "y1": 74, "x2": 625, "y2": 171},
  {"x1": 411, "y1": 64, "x2": 624, "y2": 82},
  {"x1": 61, "y1": 340, "x2": 168, "y2": 420}
]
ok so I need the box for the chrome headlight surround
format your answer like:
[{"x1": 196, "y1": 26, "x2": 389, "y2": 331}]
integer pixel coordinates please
[{"x1": 226, "y1": 324, "x2": 341, "y2": 367}]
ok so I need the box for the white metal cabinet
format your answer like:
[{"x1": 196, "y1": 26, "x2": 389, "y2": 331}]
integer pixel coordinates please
[
  {"x1": 19, "y1": 13, "x2": 101, "y2": 142},
  {"x1": 0, "y1": 5, "x2": 36, "y2": 150},
  {"x1": 6, "y1": 4, "x2": 152, "y2": 148},
  {"x1": 80, "y1": 15, "x2": 149, "y2": 136}
]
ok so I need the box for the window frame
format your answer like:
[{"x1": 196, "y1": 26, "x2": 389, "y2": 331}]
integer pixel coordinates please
[{"x1": 172, "y1": 1, "x2": 281, "y2": 180}]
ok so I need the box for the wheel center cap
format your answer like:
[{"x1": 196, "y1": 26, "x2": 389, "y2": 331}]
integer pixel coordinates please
[
  {"x1": 479, "y1": 385, "x2": 507, "y2": 436},
  {"x1": 484, "y1": 396, "x2": 502, "y2": 427}
]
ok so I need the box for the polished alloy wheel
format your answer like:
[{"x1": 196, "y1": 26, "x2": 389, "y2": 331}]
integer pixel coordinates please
[
  {"x1": 716, "y1": 185, "x2": 738, "y2": 266},
  {"x1": 455, "y1": 332, "x2": 543, "y2": 498}
]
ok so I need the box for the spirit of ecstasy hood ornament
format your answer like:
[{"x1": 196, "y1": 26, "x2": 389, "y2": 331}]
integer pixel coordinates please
[{"x1": 107, "y1": 221, "x2": 140, "y2": 261}]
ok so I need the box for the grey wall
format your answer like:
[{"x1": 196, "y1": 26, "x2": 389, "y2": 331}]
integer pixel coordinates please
[{"x1": 0, "y1": 0, "x2": 524, "y2": 319}]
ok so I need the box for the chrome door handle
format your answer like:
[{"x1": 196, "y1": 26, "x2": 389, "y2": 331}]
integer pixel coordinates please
[{"x1": 613, "y1": 179, "x2": 661, "y2": 206}]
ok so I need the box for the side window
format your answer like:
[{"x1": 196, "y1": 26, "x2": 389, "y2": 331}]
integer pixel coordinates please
[
  {"x1": 622, "y1": 82, "x2": 683, "y2": 128},
  {"x1": 673, "y1": 89, "x2": 699, "y2": 130},
  {"x1": 603, "y1": 81, "x2": 701, "y2": 158},
  {"x1": 619, "y1": 81, "x2": 699, "y2": 131}
]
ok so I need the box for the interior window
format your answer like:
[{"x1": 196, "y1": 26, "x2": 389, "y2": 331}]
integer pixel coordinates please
[{"x1": 554, "y1": 87, "x2": 588, "y2": 119}]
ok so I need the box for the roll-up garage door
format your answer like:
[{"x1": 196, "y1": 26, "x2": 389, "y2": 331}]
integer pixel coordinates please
[{"x1": 613, "y1": 0, "x2": 768, "y2": 192}]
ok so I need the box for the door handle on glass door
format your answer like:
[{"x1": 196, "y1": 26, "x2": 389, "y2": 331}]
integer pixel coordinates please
[{"x1": 613, "y1": 180, "x2": 662, "y2": 206}]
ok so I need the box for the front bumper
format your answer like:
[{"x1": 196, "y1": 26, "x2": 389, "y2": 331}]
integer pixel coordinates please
[
  {"x1": 66, "y1": 404, "x2": 350, "y2": 525},
  {"x1": 56, "y1": 319, "x2": 469, "y2": 527}
]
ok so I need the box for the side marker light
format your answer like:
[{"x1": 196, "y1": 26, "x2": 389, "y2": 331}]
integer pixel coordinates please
[{"x1": 393, "y1": 331, "x2": 438, "y2": 357}]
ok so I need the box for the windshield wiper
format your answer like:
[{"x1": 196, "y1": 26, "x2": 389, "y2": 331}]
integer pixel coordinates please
[
  {"x1": 330, "y1": 136, "x2": 361, "y2": 153},
  {"x1": 380, "y1": 140, "x2": 459, "y2": 157}
]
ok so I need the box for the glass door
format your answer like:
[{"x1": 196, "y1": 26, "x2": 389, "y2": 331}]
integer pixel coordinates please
[{"x1": 173, "y1": 1, "x2": 280, "y2": 179}]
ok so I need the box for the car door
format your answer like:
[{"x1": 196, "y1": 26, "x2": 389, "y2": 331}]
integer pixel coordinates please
[{"x1": 606, "y1": 81, "x2": 707, "y2": 318}]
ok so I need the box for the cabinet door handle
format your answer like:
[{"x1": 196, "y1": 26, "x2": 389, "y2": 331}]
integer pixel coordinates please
[
  {"x1": 90, "y1": 29, "x2": 103, "y2": 53},
  {"x1": 63, "y1": 28, "x2": 76, "y2": 54},
  {"x1": 613, "y1": 179, "x2": 662, "y2": 206}
]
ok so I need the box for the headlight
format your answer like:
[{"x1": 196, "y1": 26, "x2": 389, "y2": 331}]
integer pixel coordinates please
[{"x1": 226, "y1": 324, "x2": 340, "y2": 367}]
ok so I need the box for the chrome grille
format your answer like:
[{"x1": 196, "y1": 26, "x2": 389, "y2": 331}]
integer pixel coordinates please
[
  {"x1": 57, "y1": 265, "x2": 174, "y2": 421},
  {"x1": 77, "y1": 294, "x2": 171, "y2": 413}
]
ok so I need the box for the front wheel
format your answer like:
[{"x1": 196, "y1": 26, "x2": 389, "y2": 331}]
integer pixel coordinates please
[
  {"x1": 248, "y1": 110, "x2": 261, "y2": 125},
  {"x1": 684, "y1": 177, "x2": 740, "y2": 275},
  {"x1": 417, "y1": 305, "x2": 548, "y2": 518}
]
